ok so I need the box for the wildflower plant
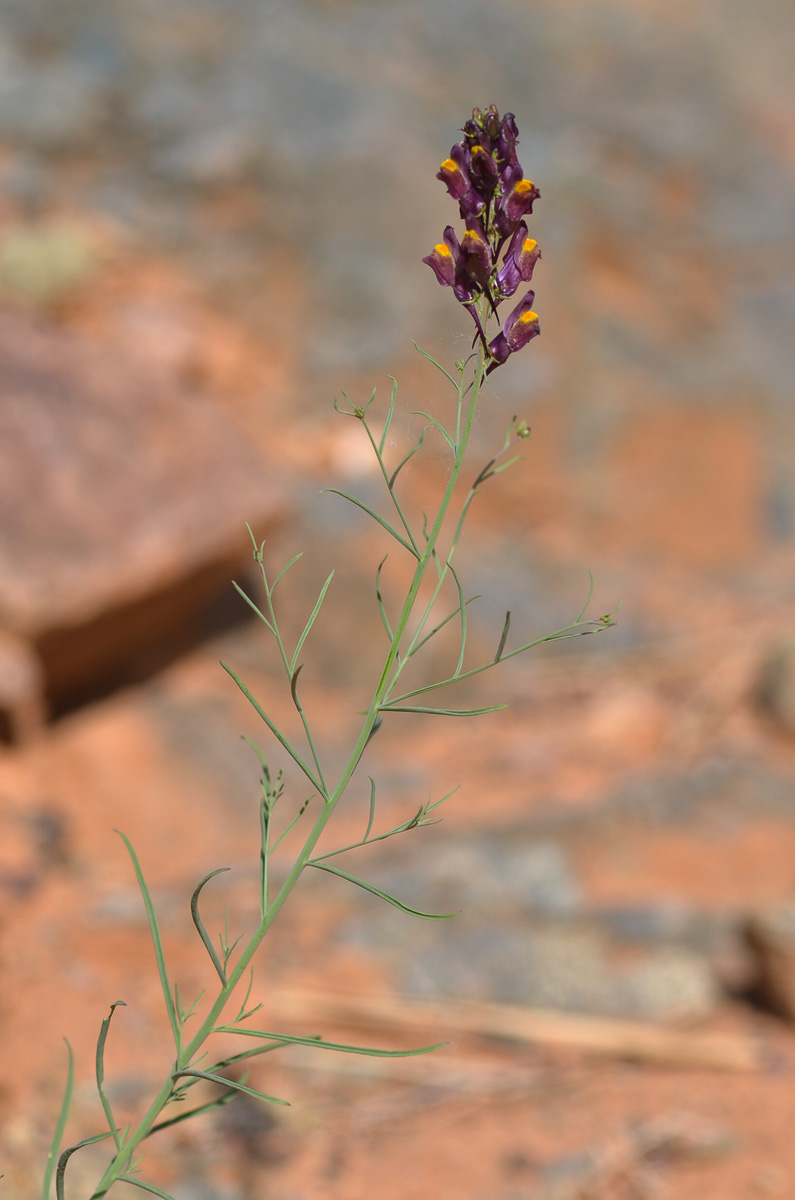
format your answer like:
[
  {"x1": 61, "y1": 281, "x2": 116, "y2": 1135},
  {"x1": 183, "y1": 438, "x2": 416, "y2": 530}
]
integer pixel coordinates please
[{"x1": 42, "y1": 107, "x2": 614, "y2": 1199}]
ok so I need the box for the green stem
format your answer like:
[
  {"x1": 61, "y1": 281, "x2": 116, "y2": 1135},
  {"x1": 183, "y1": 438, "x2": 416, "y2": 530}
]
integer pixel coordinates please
[{"x1": 90, "y1": 345, "x2": 487, "y2": 1198}]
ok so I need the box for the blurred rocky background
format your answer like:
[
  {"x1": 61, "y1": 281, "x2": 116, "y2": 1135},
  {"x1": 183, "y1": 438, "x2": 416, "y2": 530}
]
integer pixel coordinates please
[{"x1": 1, "y1": 1, "x2": 795, "y2": 1198}]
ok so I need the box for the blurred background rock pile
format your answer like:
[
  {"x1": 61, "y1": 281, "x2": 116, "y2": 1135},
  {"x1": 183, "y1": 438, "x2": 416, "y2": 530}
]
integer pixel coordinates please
[{"x1": 1, "y1": 2, "x2": 795, "y2": 1198}]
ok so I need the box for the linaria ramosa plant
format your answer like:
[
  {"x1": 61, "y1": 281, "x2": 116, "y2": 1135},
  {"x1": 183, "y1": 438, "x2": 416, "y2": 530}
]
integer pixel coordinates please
[{"x1": 42, "y1": 105, "x2": 615, "y2": 1200}]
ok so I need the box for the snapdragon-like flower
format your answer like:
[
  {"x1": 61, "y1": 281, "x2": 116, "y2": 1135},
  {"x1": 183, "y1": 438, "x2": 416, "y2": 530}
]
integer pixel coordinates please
[{"x1": 423, "y1": 105, "x2": 541, "y2": 373}]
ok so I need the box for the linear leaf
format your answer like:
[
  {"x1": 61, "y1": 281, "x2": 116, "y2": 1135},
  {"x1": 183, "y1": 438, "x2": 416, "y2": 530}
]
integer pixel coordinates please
[
  {"x1": 270, "y1": 552, "x2": 304, "y2": 592},
  {"x1": 388, "y1": 426, "x2": 429, "y2": 488},
  {"x1": 205, "y1": 1039, "x2": 301, "y2": 1072},
  {"x1": 230, "y1": 581, "x2": 275, "y2": 634},
  {"x1": 96, "y1": 1002, "x2": 127, "y2": 1150},
  {"x1": 410, "y1": 410, "x2": 456, "y2": 453},
  {"x1": 116, "y1": 832, "x2": 180, "y2": 1049},
  {"x1": 411, "y1": 340, "x2": 460, "y2": 390},
  {"x1": 407, "y1": 595, "x2": 479, "y2": 659},
  {"x1": 377, "y1": 376, "x2": 399, "y2": 454},
  {"x1": 447, "y1": 562, "x2": 467, "y2": 678},
  {"x1": 220, "y1": 663, "x2": 323, "y2": 794},
  {"x1": 290, "y1": 571, "x2": 334, "y2": 672},
  {"x1": 148, "y1": 1088, "x2": 239, "y2": 1136},
  {"x1": 215, "y1": 1025, "x2": 447, "y2": 1058},
  {"x1": 171, "y1": 1070, "x2": 289, "y2": 1107},
  {"x1": 116, "y1": 1177, "x2": 177, "y2": 1199},
  {"x1": 391, "y1": 614, "x2": 614, "y2": 707},
  {"x1": 363, "y1": 777, "x2": 377, "y2": 843},
  {"x1": 374, "y1": 557, "x2": 394, "y2": 641},
  {"x1": 56, "y1": 1132, "x2": 115, "y2": 1200},
  {"x1": 308, "y1": 860, "x2": 457, "y2": 919},
  {"x1": 322, "y1": 489, "x2": 418, "y2": 556},
  {"x1": 494, "y1": 610, "x2": 511, "y2": 662},
  {"x1": 190, "y1": 869, "x2": 230, "y2": 985},
  {"x1": 269, "y1": 793, "x2": 315, "y2": 853},
  {"x1": 43, "y1": 1040, "x2": 73, "y2": 1200},
  {"x1": 311, "y1": 789, "x2": 455, "y2": 863},
  {"x1": 380, "y1": 703, "x2": 507, "y2": 717},
  {"x1": 575, "y1": 570, "x2": 596, "y2": 622}
]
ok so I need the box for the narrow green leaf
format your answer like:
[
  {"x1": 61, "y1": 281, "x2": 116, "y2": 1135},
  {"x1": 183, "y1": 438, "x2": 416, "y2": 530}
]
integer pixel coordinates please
[
  {"x1": 215, "y1": 1024, "x2": 447, "y2": 1058},
  {"x1": 231, "y1": 968, "x2": 260, "y2": 1025},
  {"x1": 219, "y1": 905, "x2": 243, "y2": 970},
  {"x1": 96, "y1": 1002, "x2": 127, "y2": 1150},
  {"x1": 449, "y1": 484, "x2": 479, "y2": 550},
  {"x1": 359, "y1": 417, "x2": 420, "y2": 557},
  {"x1": 424, "y1": 785, "x2": 459, "y2": 816},
  {"x1": 377, "y1": 376, "x2": 399, "y2": 455},
  {"x1": 575, "y1": 570, "x2": 596, "y2": 623},
  {"x1": 270, "y1": 551, "x2": 304, "y2": 592},
  {"x1": 116, "y1": 832, "x2": 180, "y2": 1050},
  {"x1": 407, "y1": 595, "x2": 478, "y2": 659},
  {"x1": 214, "y1": 1041, "x2": 294, "y2": 1066},
  {"x1": 321, "y1": 489, "x2": 418, "y2": 556},
  {"x1": 410, "y1": 410, "x2": 455, "y2": 453},
  {"x1": 411, "y1": 340, "x2": 460, "y2": 389},
  {"x1": 148, "y1": 1087, "x2": 239, "y2": 1137},
  {"x1": 289, "y1": 662, "x2": 304, "y2": 709},
  {"x1": 334, "y1": 385, "x2": 377, "y2": 419},
  {"x1": 116, "y1": 1177, "x2": 177, "y2": 1199},
  {"x1": 290, "y1": 571, "x2": 334, "y2": 673},
  {"x1": 230, "y1": 581, "x2": 275, "y2": 634},
  {"x1": 485, "y1": 452, "x2": 523, "y2": 479},
  {"x1": 244, "y1": 521, "x2": 265, "y2": 560},
  {"x1": 388, "y1": 426, "x2": 429, "y2": 488},
  {"x1": 311, "y1": 788, "x2": 456, "y2": 864},
  {"x1": 43, "y1": 1040, "x2": 73, "y2": 1200},
  {"x1": 190, "y1": 869, "x2": 230, "y2": 985},
  {"x1": 202, "y1": 1038, "x2": 302, "y2": 1074},
  {"x1": 241, "y1": 736, "x2": 274, "y2": 795},
  {"x1": 308, "y1": 860, "x2": 457, "y2": 919},
  {"x1": 379, "y1": 703, "x2": 508, "y2": 717},
  {"x1": 494, "y1": 610, "x2": 511, "y2": 662},
  {"x1": 447, "y1": 562, "x2": 468, "y2": 678},
  {"x1": 363, "y1": 777, "x2": 377, "y2": 843},
  {"x1": 220, "y1": 663, "x2": 323, "y2": 794},
  {"x1": 260, "y1": 790, "x2": 270, "y2": 918},
  {"x1": 56, "y1": 1132, "x2": 115, "y2": 1200},
  {"x1": 471, "y1": 452, "x2": 497, "y2": 489},
  {"x1": 364, "y1": 714, "x2": 382, "y2": 748},
  {"x1": 171, "y1": 1070, "x2": 289, "y2": 1107},
  {"x1": 269, "y1": 793, "x2": 315, "y2": 853},
  {"x1": 374, "y1": 556, "x2": 394, "y2": 641}
]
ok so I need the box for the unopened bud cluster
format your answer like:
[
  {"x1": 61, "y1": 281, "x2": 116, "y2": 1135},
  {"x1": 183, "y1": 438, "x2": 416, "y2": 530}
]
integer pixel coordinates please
[{"x1": 424, "y1": 105, "x2": 541, "y2": 374}]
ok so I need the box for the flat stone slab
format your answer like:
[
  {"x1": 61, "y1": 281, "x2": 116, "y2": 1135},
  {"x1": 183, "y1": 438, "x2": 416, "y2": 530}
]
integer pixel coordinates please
[{"x1": 0, "y1": 308, "x2": 288, "y2": 730}]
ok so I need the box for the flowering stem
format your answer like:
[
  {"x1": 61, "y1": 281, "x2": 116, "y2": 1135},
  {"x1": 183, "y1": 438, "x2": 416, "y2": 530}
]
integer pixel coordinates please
[{"x1": 89, "y1": 342, "x2": 489, "y2": 1200}]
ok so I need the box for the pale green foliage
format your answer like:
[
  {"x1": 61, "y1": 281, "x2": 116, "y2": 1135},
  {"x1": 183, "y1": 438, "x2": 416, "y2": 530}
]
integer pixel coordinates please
[{"x1": 44, "y1": 334, "x2": 614, "y2": 1199}]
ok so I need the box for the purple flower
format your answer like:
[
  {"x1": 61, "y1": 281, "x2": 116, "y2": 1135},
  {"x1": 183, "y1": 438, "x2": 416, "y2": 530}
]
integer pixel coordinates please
[
  {"x1": 425, "y1": 106, "x2": 542, "y2": 373},
  {"x1": 422, "y1": 239, "x2": 456, "y2": 289},
  {"x1": 487, "y1": 291, "x2": 540, "y2": 374},
  {"x1": 437, "y1": 144, "x2": 484, "y2": 221},
  {"x1": 423, "y1": 226, "x2": 480, "y2": 303},
  {"x1": 495, "y1": 222, "x2": 541, "y2": 297},
  {"x1": 459, "y1": 221, "x2": 493, "y2": 290},
  {"x1": 502, "y1": 174, "x2": 540, "y2": 225}
]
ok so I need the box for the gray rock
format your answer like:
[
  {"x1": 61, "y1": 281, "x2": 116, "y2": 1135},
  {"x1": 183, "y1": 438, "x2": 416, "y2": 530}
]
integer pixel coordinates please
[
  {"x1": 0, "y1": 61, "x2": 110, "y2": 149},
  {"x1": 359, "y1": 833, "x2": 583, "y2": 919},
  {"x1": 399, "y1": 921, "x2": 718, "y2": 1018}
]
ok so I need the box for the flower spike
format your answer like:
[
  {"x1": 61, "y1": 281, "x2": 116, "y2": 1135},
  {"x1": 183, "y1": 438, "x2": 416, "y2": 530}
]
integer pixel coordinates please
[{"x1": 424, "y1": 106, "x2": 541, "y2": 373}]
